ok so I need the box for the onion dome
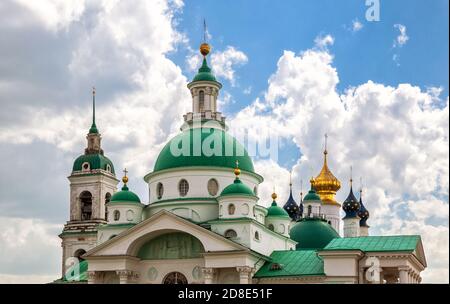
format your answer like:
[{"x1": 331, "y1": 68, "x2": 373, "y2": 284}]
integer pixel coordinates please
[
  {"x1": 303, "y1": 179, "x2": 322, "y2": 202},
  {"x1": 357, "y1": 190, "x2": 370, "y2": 227},
  {"x1": 342, "y1": 178, "x2": 360, "y2": 219},
  {"x1": 110, "y1": 173, "x2": 141, "y2": 204},
  {"x1": 220, "y1": 162, "x2": 256, "y2": 197},
  {"x1": 268, "y1": 192, "x2": 290, "y2": 218},
  {"x1": 289, "y1": 218, "x2": 340, "y2": 250},
  {"x1": 73, "y1": 154, "x2": 115, "y2": 173},
  {"x1": 314, "y1": 137, "x2": 341, "y2": 205},
  {"x1": 283, "y1": 178, "x2": 300, "y2": 220}
]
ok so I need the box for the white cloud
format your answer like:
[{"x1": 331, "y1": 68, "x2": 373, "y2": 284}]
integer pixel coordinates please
[
  {"x1": 210, "y1": 46, "x2": 248, "y2": 86},
  {"x1": 229, "y1": 45, "x2": 449, "y2": 283},
  {"x1": 314, "y1": 34, "x2": 334, "y2": 49},
  {"x1": 394, "y1": 24, "x2": 409, "y2": 47}
]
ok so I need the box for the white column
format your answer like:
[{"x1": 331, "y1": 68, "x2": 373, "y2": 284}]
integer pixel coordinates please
[
  {"x1": 236, "y1": 266, "x2": 254, "y2": 284},
  {"x1": 202, "y1": 267, "x2": 215, "y2": 284},
  {"x1": 399, "y1": 267, "x2": 409, "y2": 284},
  {"x1": 117, "y1": 270, "x2": 132, "y2": 284}
]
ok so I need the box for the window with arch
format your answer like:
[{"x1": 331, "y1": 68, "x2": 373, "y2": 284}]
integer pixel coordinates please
[
  {"x1": 163, "y1": 272, "x2": 188, "y2": 284},
  {"x1": 253, "y1": 186, "x2": 258, "y2": 196},
  {"x1": 207, "y1": 179, "x2": 219, "y2": 196},
  {"x1": 228, "y1": 204, "x2": 236, "y2": 215},
  {"x1": 105, "y1": 193, "x2": 111, "y2": 220},
  {"x1": 199, "y1": 90, "x2": 205, "y2": 112},
  {"x1": 80, "y1": 191, "x2": 92, "y2": 220},
  {"x1": 178, "y1": 179, "x2": 189, "y2": 197},
  {"x1": 82, "y1": 162, "x2": 90, "y2": 171},
  {"x1": 156, "y1": 183, "x2": 164, "y2": 199},
  {"x1": 113, "y1": 210, "x2": 120, "y2": 221},
  {"x1": 224, "y1": 229, "x2": 237, "y2": 239},
  {"x1": 268, "y1": 224, "x2": 274, "y2": 231},
  {"x1": 74, "y1": 249, "x2": 86, "y2": 262},
  {"x1": 106, "y1": 164, "x2": 111, "y2": 172},
  {"x1": 254, "y1": 231, "x2": 260, "y2": 241},
  {"x1": 308, "y1": 205, "x2": 312, "y2": 217}
]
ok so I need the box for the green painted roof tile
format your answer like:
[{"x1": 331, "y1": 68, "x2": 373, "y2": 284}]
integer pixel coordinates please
[
  {"x1": 254, "y1": 250, "x2": 324, "y2": 278},
  {"x1": 323, "y1": 235, "x2": 420, "y2": 252}
]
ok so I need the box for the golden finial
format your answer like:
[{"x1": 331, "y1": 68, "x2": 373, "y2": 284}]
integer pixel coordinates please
[
  {"x1": 310, "y1": 177, "x2": 315, "y2": 187},
  {"x1": 271, "y1": 186, "x2": 277, "y2": 200},
  {"x1": 122, "y1": 168, "x2": 129, "y2": 184},
  {"x1": 200, "y1": 19, "x2": 210, "y2": 57},
  {"x1": 234, "y1": 160, "x2": 241, "y2": 177}
]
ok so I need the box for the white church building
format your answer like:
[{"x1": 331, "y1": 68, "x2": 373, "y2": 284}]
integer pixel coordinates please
[{"x1": 56, "y1": 42, "x2": 427, "y2": 284}]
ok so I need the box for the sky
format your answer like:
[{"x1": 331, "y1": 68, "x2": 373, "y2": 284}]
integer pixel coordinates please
[{"x1": 0, "y1": 0, "x2": 448, "y2": 283}]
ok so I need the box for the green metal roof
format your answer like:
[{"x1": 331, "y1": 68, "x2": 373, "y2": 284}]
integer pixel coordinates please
[
  {"x1": 73, "y1": 153, "x2": 115, "y2": 173},
  {"x1": 109, "y1": 185, "x2": 141, "y2": 203},
  {"x1": 220, "y1": 178, "x2": 255, "y2": 197},
  {"x1": 153, "y1": 127, "x2": 255, "y2": 173},
  {"x1": 266, "y1": 201, "x2": 290, "y2": 218},
  {"x1": 254, "y1": 250, "x2": 324, "y2": 278},
  {"x1": 289, "y1": 218, "x2": 340, "y2": 250},
  {"x1": 303, "y1": 189, "x2": 321, "y2": 201},
  {"x1": 191, "y1": 58, "x2": 219, "y2": 83},
  {"x1": 323, "y1": 235, "x2": 421, "y2": 252}
]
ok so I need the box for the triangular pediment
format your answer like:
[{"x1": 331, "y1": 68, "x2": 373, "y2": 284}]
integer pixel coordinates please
[{"x1": 85, "y1": 210, "x2": 247, "y2": 258}]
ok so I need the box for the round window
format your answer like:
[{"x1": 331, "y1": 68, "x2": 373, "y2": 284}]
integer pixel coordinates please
[
  {"x1": 207, "y1": 179, "x2": 219, "y2": 196},
  {"x1": 178, "y1": 179, "x2": 189, "y2": 197},
  {"x1": 156, "y1": 183, "x2": 164, "y2": 199}
]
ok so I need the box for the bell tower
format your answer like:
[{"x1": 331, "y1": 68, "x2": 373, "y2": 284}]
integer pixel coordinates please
[{"x1": 59, "y1": 88, "x2": 119, "y2": 278}]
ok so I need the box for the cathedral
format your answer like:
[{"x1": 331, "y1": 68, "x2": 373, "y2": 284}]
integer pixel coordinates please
[{"x1": 56, "y1": 41, "x2": 427, "y2": 284}]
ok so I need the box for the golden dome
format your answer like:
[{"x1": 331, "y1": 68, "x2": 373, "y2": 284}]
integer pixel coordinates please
[
  {"x1": 314, "y1": 150, "x2": 341, "y2": 205},
  {"x1": 200, "y1": 43, "x2": 210, "y2": 56}
]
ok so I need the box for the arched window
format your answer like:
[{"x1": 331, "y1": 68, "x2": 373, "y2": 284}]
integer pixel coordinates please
[
  {"x1": 268, "y1": 224, "x2": 274, "y2": 231},
  {"x1": 207, "y1": 179, "x2": 219, "y2": 196},
  {"x1": 80, "y1": 191, "x2": 92, "y2": 220},
  {"x1": 224, "y1": 229, "x2": 237, "y2": 239},
  {"x1": 105, "y1": 193, "x2": 111, "y2": 220},
  {"x1": 113, "y1": 210, "x2": 120, "y2": 221},
  {"x1": 199, "y1": 90, "x2": 205, "y2": 112},
  {"x1": 106, "y1": 164, "x2": 111, "y2": 172},
  {"x1": 254, "y1": 231, "x2": 260, "y2": 241},
  {"x1": 308, "y1": 205, "x2": 312, "y2": 217},
  {"x1": 178, "y1": 179, "x2": 189, "y2": 197},
  {"x1": 228, "y1": 204, "x2": 236, "y2": 215},
  {"x1": 163, "y1": 272, "x2": 188, "y2": 284},
  {"x1": 253, "y1": 186, "x2": 258, "y2": 196},
  {"x1": 156, "y1": 183, "x2": 164, "y2": 199},
  {"x1": 82, "y1": 162, "x2": 90, "y2": 172}
]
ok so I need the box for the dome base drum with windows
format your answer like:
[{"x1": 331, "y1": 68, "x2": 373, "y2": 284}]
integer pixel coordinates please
[{"x1": 56, "y1": 38, "x2": 427, "y2": 285}]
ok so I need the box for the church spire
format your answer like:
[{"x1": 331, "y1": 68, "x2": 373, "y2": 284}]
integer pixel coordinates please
[{"x1": 89, "y1": 87, "x2": 99, "y2": 134}]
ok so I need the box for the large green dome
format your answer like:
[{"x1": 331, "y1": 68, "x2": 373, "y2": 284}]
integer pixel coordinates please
[
  {"x1": 73, "y1": 153, "x2": 115, "y2": 174},
  {"x1": 289, "y1": 218, "x2": 339, "y2": 250},
  {"x1": 153, "y1": 128, "x2": 255, "y2": 173}
]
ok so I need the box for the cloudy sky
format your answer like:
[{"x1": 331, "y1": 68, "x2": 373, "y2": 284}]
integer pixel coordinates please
[{"x1": 0, "y1": 0, "x2": 448, "y2": 283}]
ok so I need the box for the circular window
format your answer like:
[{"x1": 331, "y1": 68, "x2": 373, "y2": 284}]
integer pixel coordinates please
[
  {"x1": 178, "y1": 179, "x2": 189, "y2": 197},
  {"x1": 207, "y1": 179, "x2": 219, "y2": 196},
  {"x1": 156, "y1": 183, "x2": 164, "y2": 199},
  {"x1": 126, "y1": 210, "x2": 134, "y2": 221},
  {"x1": 82, "y1": 162, "x2": 90, "y2": 171},
  {"x1": 268, "y1": 224, "x2": 274, "y2": 231},
  {"x1": 163, "y1": 272, "x2": 188, "y2": 284},
  {"x1": 113, "y1": 210, "x2": 120, "y2": 221}
]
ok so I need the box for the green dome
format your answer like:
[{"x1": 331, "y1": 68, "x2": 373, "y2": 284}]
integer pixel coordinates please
[
  {"x1": 220, "y1": 178, "x2": 255, "y2": 197},
  {"x1": 267, "y1": 201, "x2": 290, "y2": 217},
  {"x1": 191, "y1": 58, "x2": 219, "y2": 83},
  {"x1": 73, "y1": 153, "x2": 115, "y2": 174},
  {"x1": 303, "y1": 189, "x2": 321, "y2": 202},
  {"x1": 289, "y1": 218, "x2": 339, "y2": 250},
  {"x1": 153, "y1": 128, "x2": 255, "y2": 173},
  {"x1": 110, "y1": 185, "x2": 141, "y2": 203}
]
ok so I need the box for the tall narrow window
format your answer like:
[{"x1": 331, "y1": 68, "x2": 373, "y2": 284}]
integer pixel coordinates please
[
  {"x1": 207, "y1": 179, "x2": 219, "y2": 196},
  {"x1": 157, "y1": 183, "x2": 164, "y2": 199},
  {"x1": 80, "y1": 191, "x2": 92, "y2": 221},
  {"x1": 113, "y1": 210, "x2": 120, "y2": 221},
  {"x1": 199, "y1": 90, "x2": 205, "y2": 112},
  {"x1": 228, "y1": 204, "x2": 236, "y2": 215},
  {"x1": 105, "y1": 193, "x2": 111, "y2": 220},
  {"x1": 308, "y1": 205, "x2": 312, "y2": 217},
  {"x1": 178, "y1": 179, "x2": 189, "y2": 197}
]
